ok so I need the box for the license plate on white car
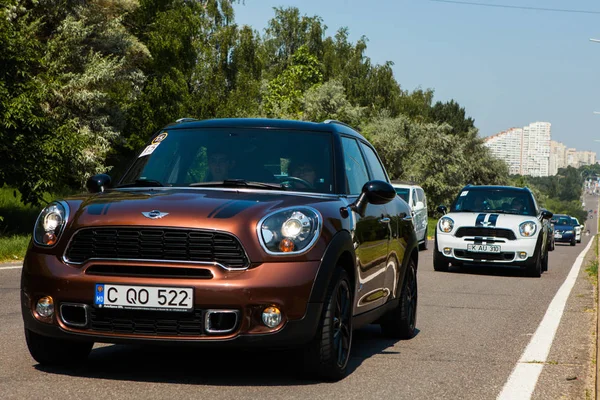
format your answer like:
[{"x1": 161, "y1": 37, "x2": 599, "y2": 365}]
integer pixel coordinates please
[
  {"x1": 467, "y1": 244, "x2": 501, "y2": 253},
  {"x1": 94, "y1": 284, "x2": 193, "y2": 312}
]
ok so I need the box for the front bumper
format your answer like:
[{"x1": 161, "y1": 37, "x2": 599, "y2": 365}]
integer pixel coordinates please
[
  {"x1": 436, "y1": 233, "x2": 538, "y2": 264},
  {"x1": 21, "y1": 253, "x2": 323, "y2": 347},
  {"x1": 554, "y1": 232, "x2": 575, "y2": 243}
]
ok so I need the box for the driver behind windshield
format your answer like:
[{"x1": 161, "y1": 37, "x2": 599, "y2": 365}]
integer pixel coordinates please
[
  {"x1": 206, "y1": 147, "x2": 235, "y2": 182},
  {"x1": 289, "y1": 161, "x2": 316, "y2": 187}
]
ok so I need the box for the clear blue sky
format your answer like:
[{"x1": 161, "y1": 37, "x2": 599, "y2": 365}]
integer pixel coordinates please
[{"x1": 234, "y1": 0, "x2": 600, "y2": 152}]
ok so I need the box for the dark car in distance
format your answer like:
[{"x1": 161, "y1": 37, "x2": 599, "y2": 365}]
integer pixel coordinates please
[
  {"x1": 551, "y1": 214, "x2": 578, "y2": 246},
  {"x1": 21, "y1": 118, "x2": 419, "y2": 381}
]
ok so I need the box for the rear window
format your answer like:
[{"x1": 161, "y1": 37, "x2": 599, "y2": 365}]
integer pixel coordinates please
[{"x1": 394, "y1": 188, "x2": 410, "y2": 202}]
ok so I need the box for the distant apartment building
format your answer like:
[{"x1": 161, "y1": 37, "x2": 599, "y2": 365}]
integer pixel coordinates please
[
  {"x1": 483, "y1": 127, "x2": 523, "y2": 175},
  {"x1": 484, "y1": 122, "x2": 551, "y2": 177},
  {"x1": 549, "y1": 140, "x2": 567, "y2": 175},
  {"x1": 577, "y1": 151, "x2": 596, "y2": 167},
  {"x1": 521, "y1": 122, "x2": 551, "y2": 177}
]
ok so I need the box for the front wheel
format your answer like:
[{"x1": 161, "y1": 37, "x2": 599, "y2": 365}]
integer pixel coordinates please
[
  {"x1": 570, "y1": 238, "x2": 576, "y2": 246},
  {"x1": 541, "y1": 249, "x2": 548, "y2": 272},
  {"x1": 304, "y1": 269, "x2": 353, "y2": 381},
  {"x1": 527, "y1": 251, "x2": 542, "y2": 278},
  {"x1": 433, "y1": 236, "x2": 449, "y2": 272},
  {"x1": 380, "y1": 258, "x2": 418, "y2": 339},
  {"x1": 25, "y1": 329, "x2": 93, "y2": 366}
]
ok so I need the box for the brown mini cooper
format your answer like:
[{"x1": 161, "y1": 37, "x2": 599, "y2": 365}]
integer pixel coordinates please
[{"x1": 21, "y1": 118, "x2": 419, "y2": 381}]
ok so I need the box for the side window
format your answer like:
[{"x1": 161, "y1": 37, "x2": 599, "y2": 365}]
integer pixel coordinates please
[
  {"x1": 417, "y1": 188, "x2": 426, "y2": 205},
  {"x1": 411, "y1": 189, "x2": 418, "y2": 207},
  {"x1": 359, "y1": 142, "x2": 388, "y2": 182},
  {"x1": 341, "y1": 137, "x2": 369, "y2": 195}
]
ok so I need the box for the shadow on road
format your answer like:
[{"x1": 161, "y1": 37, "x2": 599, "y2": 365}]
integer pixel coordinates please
[
  {"x1": 444, "y1": 264, "x2": 532, "y2": 278},
  {"x1": 34, "y1": 324, "x2": 416, "y2": 385}
]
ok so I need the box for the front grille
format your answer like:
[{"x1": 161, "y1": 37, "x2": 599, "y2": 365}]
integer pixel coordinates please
[
  {"x1": 88, "y1": 308, "x2": 205, "y2": 336},
  {"x1": 455, "y1": 227, "x2": 516, "y2": 240},
  {"x1": 65, "y1": 228, "x2": 248, "y2": 269},
  {"x1": 85, "y1": 265, "x2": 213, "y2": 279},
  {"x1": 454, "y1": 250, "x2": 515, "y2": 261}
]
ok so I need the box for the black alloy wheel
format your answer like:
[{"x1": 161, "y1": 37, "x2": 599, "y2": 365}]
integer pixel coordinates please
[
  {"x1": 304, "y1": 268, "x2": 353, "y2": 381},
  {"x1": 381, "y1": 258, "x2": 418, "y2": 339}
]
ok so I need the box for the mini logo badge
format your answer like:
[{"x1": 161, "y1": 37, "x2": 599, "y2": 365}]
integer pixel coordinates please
[{"x1": 142, "y1": 210, "x2": 169, "y2": 219}]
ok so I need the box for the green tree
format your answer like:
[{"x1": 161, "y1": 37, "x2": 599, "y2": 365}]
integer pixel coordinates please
[
  {"x1": 302, "y1": 80, "x2": 363, "y2": 125},
  {"x1": 0, "y1": 0, "x2": 148, "y2": 204}
]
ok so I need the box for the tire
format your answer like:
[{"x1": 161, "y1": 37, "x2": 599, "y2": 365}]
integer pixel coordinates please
[
  {"x1": 304, "y1": 269, "x2": 353, "y2": 382},
  {"x1": 527, "y1": 251, "x2": 542, "y2": 278},
  {"x1": 433, "y1": 234, "x2": 449, "y2": 272},
  {"x1": 419, "y1": 229, "x2": 428, "y2": 251},
  {"x1": 380, "y1": 258, "x2": 418, "y2": 339},
  {"x1": 541, "y1": 249, "x2": 548, "y2": 272},
  {"x1": 25, "y1": 329, "x2": 93, "y2": 366},
  {"x1": 570, "y1": 238, "x2": 576, "y2": 246}
]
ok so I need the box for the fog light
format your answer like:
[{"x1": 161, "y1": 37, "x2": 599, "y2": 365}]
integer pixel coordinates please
[
  {"x1": 36, "y1": 296, "x2": 54, "y2": 318},
  {"x1": 262, "y1": 306, "x2": 282, "y2": 328},
  {"x1": 443, "y1": 247, "x2": 452, "y2": 255},
  {"x1": 518, "y1": 252, "x2": 528, "y2": 260}
]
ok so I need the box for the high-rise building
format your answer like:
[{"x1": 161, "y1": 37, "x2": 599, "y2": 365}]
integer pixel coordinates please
[
  {"x1": 577, "y1": 151, "x2": 596, "y2": 167},
  {"x1": 484, "y1": 122, "x2": 551, "y2": 177},
  {"x1": 521, "y1": 122, "x2": 551, "y2": 177},
  {"x1": 483, "y1": 128, "x2": 523, "y2": 175},
  {"x1": 549, "y1": 140, "x2": 567, "y2": 175}
]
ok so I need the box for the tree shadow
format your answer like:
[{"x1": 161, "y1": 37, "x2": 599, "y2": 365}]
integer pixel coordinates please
[{"x1": 34, "y1": 324, "x2": 417, "y2": 385}]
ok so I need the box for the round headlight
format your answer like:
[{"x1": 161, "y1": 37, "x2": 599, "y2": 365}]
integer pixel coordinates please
[
  {"x1": 519, "y1": 221, "x2": 537, "y2": 237},
  {"x1": 439, "y1": 217, "x2": 454, "y2": 233},
  {"x1": 34, "y1": 202, "x2": 68, "y2": 246},
  {"x1": 259, "y1": 207, "x2": 321, "y2": 254}
]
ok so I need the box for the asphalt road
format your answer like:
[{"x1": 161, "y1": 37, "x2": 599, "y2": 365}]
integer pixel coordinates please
[{"x1": 1, "y1": 197, "x2": 597, "y2": 400}]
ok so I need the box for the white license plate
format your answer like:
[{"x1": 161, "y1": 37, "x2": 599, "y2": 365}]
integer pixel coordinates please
[
  {"x1": 94, "y1": 284, "x2": 193, "y2": 312},
  {"x1": 467, "y1": 244, "x2": 501, "y2": 253}
]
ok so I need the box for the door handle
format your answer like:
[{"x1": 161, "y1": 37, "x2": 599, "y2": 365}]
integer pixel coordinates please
[{"x1": 379, "y1": 217, "x2": 391, "y2": 224}]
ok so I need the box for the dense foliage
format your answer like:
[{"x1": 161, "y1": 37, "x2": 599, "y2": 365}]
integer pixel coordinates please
[{"x1": 2, "y1": 0, "x2": 510, "y2": 210}]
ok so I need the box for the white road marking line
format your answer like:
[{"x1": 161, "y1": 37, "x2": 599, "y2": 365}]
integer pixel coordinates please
[
  {"x1": 497, "y1": 237, "x2": 595, "y2": 400},
  {"x1": 0, "y1": 265, "x2": 22, "y2": 270}
]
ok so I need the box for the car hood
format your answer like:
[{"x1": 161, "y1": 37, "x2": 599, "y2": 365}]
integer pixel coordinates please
[
  {"x1": 443, "y1": 211, "x2": 541, "y2": 236},
  {"x1": 66, "y1": 188, "x2": 340, "y2": 230}
]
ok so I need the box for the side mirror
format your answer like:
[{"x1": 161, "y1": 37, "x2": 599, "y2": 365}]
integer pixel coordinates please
[
  {"x1": 349, "y1": 180, "x2": 396, "y2": 217},
  {"x1": 540, "y1": 209, "x2": 553, "y2": 220},
  {"x1": 86, "y1": 174, "x2": 112, "y2": 193},
  {"x1": 437, "y1": 205, "x2": 447, "y2": 215},
  {"x1": 415, "y1": 201, "x2": 425, "y2": 210}
]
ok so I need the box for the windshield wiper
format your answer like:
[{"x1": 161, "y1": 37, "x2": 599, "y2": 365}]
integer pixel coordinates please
[
  {"x1": 189, "y1": 179, "x2": 285, "y2": 190},
  {"x1": 118, "y1": 179, "x2": 164, "y2": 188}
]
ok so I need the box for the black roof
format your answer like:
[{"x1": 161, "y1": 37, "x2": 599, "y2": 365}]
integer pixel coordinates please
[{"x1": 164, "y1": 118, "x2": 365, "y2": 141}]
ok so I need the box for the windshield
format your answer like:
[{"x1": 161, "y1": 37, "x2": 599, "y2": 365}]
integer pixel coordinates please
[
  {"x1": 450, "y1": 188, "x2": 536, "y2": 216},
  {"x1": 394, "y1": 188, "x2": 410, "y2": 202},
  {"x1": 120, "y1": 128, "x2": 334, "y2": 194},
  {"x1": 552, "y1": 216, "x2": 574, "y2": 226}
]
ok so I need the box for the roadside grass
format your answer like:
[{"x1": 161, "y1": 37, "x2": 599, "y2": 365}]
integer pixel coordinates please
[
  {"x1": 427, "y1": 217, "x2": 437, "y2": 239},
  {"x1": 0, "y1": 186, "x2": 53, "y2": 262}
]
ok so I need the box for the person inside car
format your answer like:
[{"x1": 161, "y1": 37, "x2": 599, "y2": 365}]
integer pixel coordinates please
[
  {"x1": 511, "y1": 197, "x2": 525, "y2": 213},
  {"x1": 206, "y1": 148, "x2": 236, "y2": 181},
  {"x1": 289, "y1": 161, "x2": 317, "y2": 188}
]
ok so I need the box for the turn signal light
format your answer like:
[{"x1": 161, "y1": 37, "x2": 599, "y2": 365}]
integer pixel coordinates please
[
  {"x1": 43, "y1": 232, "x2": 57, "y2": 246},
  {"x1": 279, "y1": 238, "x2": 295, "y2": 252}
]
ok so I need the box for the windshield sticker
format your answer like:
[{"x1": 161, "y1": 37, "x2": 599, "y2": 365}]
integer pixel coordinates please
[
  {"x1": 152, "y1": 132, "x2": 168, "y2": 144},
  {"x1": 138, "y1": 143, "x2": 159, "y2": 158},
  {"x1": 460, "y1": 191, "x2": 468, "y2": 197}
]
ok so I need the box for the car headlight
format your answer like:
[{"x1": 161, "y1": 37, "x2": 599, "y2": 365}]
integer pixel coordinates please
[
  {"x1": 258, "y1": 207, "x2": 321, "y2": 254},
  {"x1": 519, "y1": 221, "x2": 537, "y2": 237},
  {"x1": 439, "y1": 217, "x2": 454, "y2": 233},
  {"x1": 33, "y1": 201, "x2": 69, "y2": 246}
]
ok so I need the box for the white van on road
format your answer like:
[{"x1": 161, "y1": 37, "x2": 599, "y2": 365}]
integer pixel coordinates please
[{"x1": 392, "y1": 182, "x2": 429, "y2": 250}]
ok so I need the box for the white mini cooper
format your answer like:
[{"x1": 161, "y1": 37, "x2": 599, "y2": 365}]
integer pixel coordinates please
[{"x1": 434, "y1": 185, "x2": 553, "y2": 277}]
